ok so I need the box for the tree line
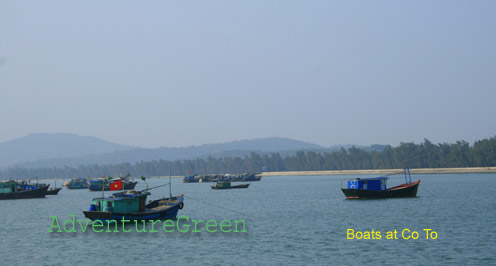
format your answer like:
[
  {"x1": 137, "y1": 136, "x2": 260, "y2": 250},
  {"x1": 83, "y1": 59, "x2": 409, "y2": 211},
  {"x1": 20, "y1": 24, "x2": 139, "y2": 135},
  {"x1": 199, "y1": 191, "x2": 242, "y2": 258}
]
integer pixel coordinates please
[{"x1": 1, "y1": 137, "x2": 495, "y2": 179}]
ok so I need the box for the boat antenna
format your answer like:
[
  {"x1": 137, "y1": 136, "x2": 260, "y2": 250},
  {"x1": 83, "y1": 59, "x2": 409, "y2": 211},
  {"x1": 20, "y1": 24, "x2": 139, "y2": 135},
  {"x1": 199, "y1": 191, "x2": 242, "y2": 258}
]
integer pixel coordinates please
[{"x1": 169, "y1": 169, "x2": 172, "y2": 199}]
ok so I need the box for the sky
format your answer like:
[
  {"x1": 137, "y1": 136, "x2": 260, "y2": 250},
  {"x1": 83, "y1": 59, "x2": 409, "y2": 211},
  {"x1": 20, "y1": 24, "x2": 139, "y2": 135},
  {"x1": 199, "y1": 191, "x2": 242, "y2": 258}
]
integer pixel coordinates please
[{"x1": 1, "y1": 0, "x2": 495, "y2": 148}]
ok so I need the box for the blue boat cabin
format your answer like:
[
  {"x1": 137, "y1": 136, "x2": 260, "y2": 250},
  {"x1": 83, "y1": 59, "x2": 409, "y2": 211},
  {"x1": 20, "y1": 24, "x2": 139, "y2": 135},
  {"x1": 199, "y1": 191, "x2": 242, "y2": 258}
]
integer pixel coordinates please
[{"x1": 347, "y1": 177, "x2": 388, "y2": 191}]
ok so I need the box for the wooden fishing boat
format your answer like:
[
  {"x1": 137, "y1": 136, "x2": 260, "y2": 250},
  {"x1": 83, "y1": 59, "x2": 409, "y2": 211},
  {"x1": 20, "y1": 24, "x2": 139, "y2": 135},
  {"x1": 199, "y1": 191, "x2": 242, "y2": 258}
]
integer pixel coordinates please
[
  {"x1": 46, "y1": 187, "x2": 62, "y2": 195},
  {"x1": 46, "y1": 180, "x2": 62, "y2": 195},
  {"x1": 83, "y1": 172, "x2": 183, "y2": 223},
  {"x1": 83, "y1": 190, "x2": 184, "y2": 223},
  {"x1": 0, "y1": 181, "x2": 49, "y2": 200},
  {"x1": 341, "y1": 168, "x2": 420, "y2": 199},
  {"x1": 88, "y1": 177, "x2": 137, "y2": 191},
  {"x1": 211, "y1": 181, "x2": 250, "y2": 190},
  {"x1": 66, "y1": 178, "x2": 89, "y2": 189}
]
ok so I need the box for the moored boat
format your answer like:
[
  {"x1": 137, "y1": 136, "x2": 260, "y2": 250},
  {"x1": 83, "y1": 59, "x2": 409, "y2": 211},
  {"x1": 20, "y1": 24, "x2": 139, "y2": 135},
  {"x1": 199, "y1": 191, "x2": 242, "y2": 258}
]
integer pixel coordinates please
[
  {"x1": 341, "y1": 168, "x2": 420, "y2": 199},
  {"x1": 66, "y1": 178, "x2": 89, "y2": 189},
  {"x1": 211, "y1": 181, "x2": 250, "y2": 190},
  {"x1": 46, "y1": 187, "x2": 62, "y2": 195},
  {"x1": 88, "y1": 176, "x2": 137, "y2": 192},
  {"x1": 183, "y1": 173, "x2": 262, "y2": 183},
  {"x1": 46, "y1": 180, "x2": 62, "y2": 195},
  {"x1": 0, "y1": 180, "x2": 49, "y2": 200},
  {"x1": 232, "y1": 173, "x2": 262, "y2": 182},
  {"x1": 83, "y1": 190, "x2": 184, "y2": 223}
]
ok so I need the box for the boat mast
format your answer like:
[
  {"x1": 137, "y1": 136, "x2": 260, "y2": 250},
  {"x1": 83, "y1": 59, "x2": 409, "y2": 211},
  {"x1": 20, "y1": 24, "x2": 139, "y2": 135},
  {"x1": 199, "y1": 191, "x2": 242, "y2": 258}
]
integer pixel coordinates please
[
  {"x1": 169, "y1": 169, "x2": 172, "y2": 199},
  {"x1": 101, "y1": 175, "x2": 105, "y2": 203},
  {"x1": 403, "y1": 168, "x2": 412, "y2": 184}
]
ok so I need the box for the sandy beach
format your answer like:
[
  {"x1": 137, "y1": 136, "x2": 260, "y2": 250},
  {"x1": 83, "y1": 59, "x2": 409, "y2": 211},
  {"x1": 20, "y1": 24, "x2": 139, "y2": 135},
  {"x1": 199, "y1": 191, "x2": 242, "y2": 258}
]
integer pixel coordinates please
[{"x1": 260, "y1": 167, "x2": 496, "y2": 176}]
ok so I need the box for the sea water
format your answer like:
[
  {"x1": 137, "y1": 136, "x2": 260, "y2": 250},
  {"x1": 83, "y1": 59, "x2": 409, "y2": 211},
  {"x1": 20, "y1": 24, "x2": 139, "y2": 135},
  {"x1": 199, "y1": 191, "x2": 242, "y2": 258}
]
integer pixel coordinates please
[{"x1": 1, "y1": 174, "x2": 495, "y2": 265}]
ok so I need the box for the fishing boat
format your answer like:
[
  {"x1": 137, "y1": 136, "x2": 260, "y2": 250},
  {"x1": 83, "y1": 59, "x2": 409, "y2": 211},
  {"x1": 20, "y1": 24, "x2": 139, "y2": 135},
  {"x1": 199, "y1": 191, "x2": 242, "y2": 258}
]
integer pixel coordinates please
[
  {"x1": 66, "y1": 178, "x2": 89, "y2": 189},
  {"x1": 46, "y1": 180, "x2": 62, "y2": 195},
  {"x1": 46, "y1": 187, "x2": 62, "y2": 195},
  {"x1": 183, "y1": 173, "x2": 262, "y2": 183},
  {"x1": 83, "y1": 190, "x2": 184, "y2": 223},
  {"x1": 88, "y1": 176, "x2": 137, "y2": 191},
  {"x1": 0, "y1": 180, "x2": 49, "y2": 200},
  {"x1": 83, "y1": 172, "x2": 183, "y2": 223},
  {"x1": 187, "y1": 174, "x2": 223, "y2": 183},
  {"x1": 183, "y1": 175, "x2": 197, "y2": 183},
  {"x1": 211, "y1": 181, "x2": 250, "y2": 190},
  {"x1": 341, "y1": 168, "x2": 420, "y2": 199}
]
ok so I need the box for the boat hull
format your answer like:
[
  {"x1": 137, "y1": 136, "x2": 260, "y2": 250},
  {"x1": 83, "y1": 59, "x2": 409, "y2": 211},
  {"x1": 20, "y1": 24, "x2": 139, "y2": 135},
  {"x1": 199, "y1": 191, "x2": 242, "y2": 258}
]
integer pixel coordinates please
[
  {"x1": 83, "y1": 196, "x2": 183, "y2": 223},
  {"x1": 341, "y1": 180, "x2": 420, "y2": 199},
  {"x1": 211, "y1": 184, "x2": 250, "y2": 189},
  {"x1": 0, "y1": 185, "x2": 49, "y2": 200},
  {"x1": 83, "y1": 205, "x2": 180, "y2": 223},
  {"x1": 67, "y1": 185, "x2": 89, "y2": 189},
  {"x1": 46, "y1": 187, "x2": 62, "y2": 195}
]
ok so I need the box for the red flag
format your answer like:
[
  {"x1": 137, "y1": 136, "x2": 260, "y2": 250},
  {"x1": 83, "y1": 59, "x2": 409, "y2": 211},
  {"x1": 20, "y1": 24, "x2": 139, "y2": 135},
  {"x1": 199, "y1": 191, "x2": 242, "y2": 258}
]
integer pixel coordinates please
[{"x1": 110, "y1": 179, "x2": 123, "y2": 191}]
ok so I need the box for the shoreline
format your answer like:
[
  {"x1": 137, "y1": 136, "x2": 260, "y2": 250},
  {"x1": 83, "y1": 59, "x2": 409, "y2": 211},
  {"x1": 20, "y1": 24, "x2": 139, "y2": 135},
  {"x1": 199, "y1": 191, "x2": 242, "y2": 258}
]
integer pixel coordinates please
[
  {"x1": 6, "y1": 167, "x2": 495, "y2": 181},
  {"x1": 260, "y1": 167, "x2": 496, "y2": 176}
]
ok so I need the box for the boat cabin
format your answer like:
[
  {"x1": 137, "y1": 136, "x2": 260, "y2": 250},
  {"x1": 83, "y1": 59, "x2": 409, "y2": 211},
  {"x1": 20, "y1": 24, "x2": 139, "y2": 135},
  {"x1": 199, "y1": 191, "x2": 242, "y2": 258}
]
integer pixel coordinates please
[
  {"x1": 18, "y1": 184, "x2": 39, "y2": 191},
  {"x1": 0, "y1": 181, "x2": 17, "y2": 193},
  {"x1": 347, "y1": 177, "x2": 388, "y2": 191},
  {"x1": 216, "y1": 182, "x2": 231, "y2": 189},
  {"x1": 90, "y1": 191, "x2": 150, "y2": 213},
  {"x1": 183, "y1": 175, "x2": 196, "y2": 182}
]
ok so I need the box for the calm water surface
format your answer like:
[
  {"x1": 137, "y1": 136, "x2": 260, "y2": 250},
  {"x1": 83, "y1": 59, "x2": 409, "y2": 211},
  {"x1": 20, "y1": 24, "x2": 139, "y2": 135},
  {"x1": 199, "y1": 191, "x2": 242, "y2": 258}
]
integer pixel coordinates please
[{"x1": 1, "y1": 174, "x2": 495, "y2": 265}]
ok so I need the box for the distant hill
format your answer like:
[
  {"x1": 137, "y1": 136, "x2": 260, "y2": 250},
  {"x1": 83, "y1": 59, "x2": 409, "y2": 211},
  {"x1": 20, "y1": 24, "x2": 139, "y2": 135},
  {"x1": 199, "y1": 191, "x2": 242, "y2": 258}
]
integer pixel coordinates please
[
  {"x1": 1, "y1": 135, "x2": 325, "y2": 169},
  {"x1": 0, "y1": 133, "x2": 132, "y2": 167}
]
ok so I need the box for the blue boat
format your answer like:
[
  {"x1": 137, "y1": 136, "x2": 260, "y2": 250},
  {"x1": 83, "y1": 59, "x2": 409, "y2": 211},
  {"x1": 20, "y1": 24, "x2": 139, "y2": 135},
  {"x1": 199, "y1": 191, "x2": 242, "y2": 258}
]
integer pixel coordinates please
[
  {"x1": 66, "y1": 178, "x2": 89, "y2": 189},
  {"x1": 183, "y1": 175, "x2": 198, "y2": 183},
  {"x1": 341, "y1": 168, "x2": 420, "y2": 199}
]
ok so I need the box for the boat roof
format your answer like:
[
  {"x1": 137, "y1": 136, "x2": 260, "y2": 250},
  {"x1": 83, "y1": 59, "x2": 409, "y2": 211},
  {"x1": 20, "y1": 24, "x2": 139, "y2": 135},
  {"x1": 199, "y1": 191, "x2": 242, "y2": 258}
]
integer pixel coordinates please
[
  {"x1": 351, "y1": 177, "x2": 389, "y2": 181},
  {"x1": 92, "y1": 191, "x2": 149, "y2": 201}
]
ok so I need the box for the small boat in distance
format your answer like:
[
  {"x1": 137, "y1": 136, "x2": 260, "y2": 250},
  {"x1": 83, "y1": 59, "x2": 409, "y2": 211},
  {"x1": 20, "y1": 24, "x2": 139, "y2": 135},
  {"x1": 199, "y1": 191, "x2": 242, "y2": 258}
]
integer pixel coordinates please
[
  {"x1": 46, "y1": 180, "x2": 62, "y2": 195},
  {"x1": 211, "y1": 181, "x2": 250, "y2": 190},
  {"x1": 184, "y1": 173, "x2": 262, "y2": 183},
  {"x1": 66, "y1": 178, "x2": 89, "y2": 189},
  {"x1": 88, "y1": 174, "x2": 137, "y2": 192},
  {"x1": 341, "y1": 168, "x2": 420, "y2": 199},
  {"x1": 0, "y1": 180, "x2": 49, "y2": 200},
  {"x1": 46, "y1": 187, "x2": 62, "y2": 195}
]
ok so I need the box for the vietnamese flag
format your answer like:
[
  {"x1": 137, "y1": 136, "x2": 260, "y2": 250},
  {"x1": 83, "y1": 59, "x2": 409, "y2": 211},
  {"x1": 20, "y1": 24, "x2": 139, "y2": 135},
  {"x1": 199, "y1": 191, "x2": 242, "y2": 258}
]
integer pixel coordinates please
[{"x1": 110, "y1": 179, "x2": 123, "y2": 191}]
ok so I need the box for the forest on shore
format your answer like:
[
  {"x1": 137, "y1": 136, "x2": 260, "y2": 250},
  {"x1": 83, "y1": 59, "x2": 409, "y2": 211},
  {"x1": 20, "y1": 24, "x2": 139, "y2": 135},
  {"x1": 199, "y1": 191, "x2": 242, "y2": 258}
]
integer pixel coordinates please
[{"x1": 1, "y1": 137, "x2": 495, "y2": 179}]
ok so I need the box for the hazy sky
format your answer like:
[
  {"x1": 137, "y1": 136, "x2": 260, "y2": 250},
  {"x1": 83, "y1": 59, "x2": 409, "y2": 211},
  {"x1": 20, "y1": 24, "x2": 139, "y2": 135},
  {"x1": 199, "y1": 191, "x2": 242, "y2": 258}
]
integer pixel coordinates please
[{"x1": 1, "y1": 0, "x2": 495, "y2": 148}]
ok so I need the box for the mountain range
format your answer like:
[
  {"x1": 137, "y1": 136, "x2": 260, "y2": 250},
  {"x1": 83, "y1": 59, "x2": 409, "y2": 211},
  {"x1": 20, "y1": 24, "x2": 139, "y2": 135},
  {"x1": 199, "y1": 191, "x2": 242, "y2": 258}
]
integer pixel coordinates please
[{"x1": 0, "y1": 133, "x2": 329, "y2": 169}]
